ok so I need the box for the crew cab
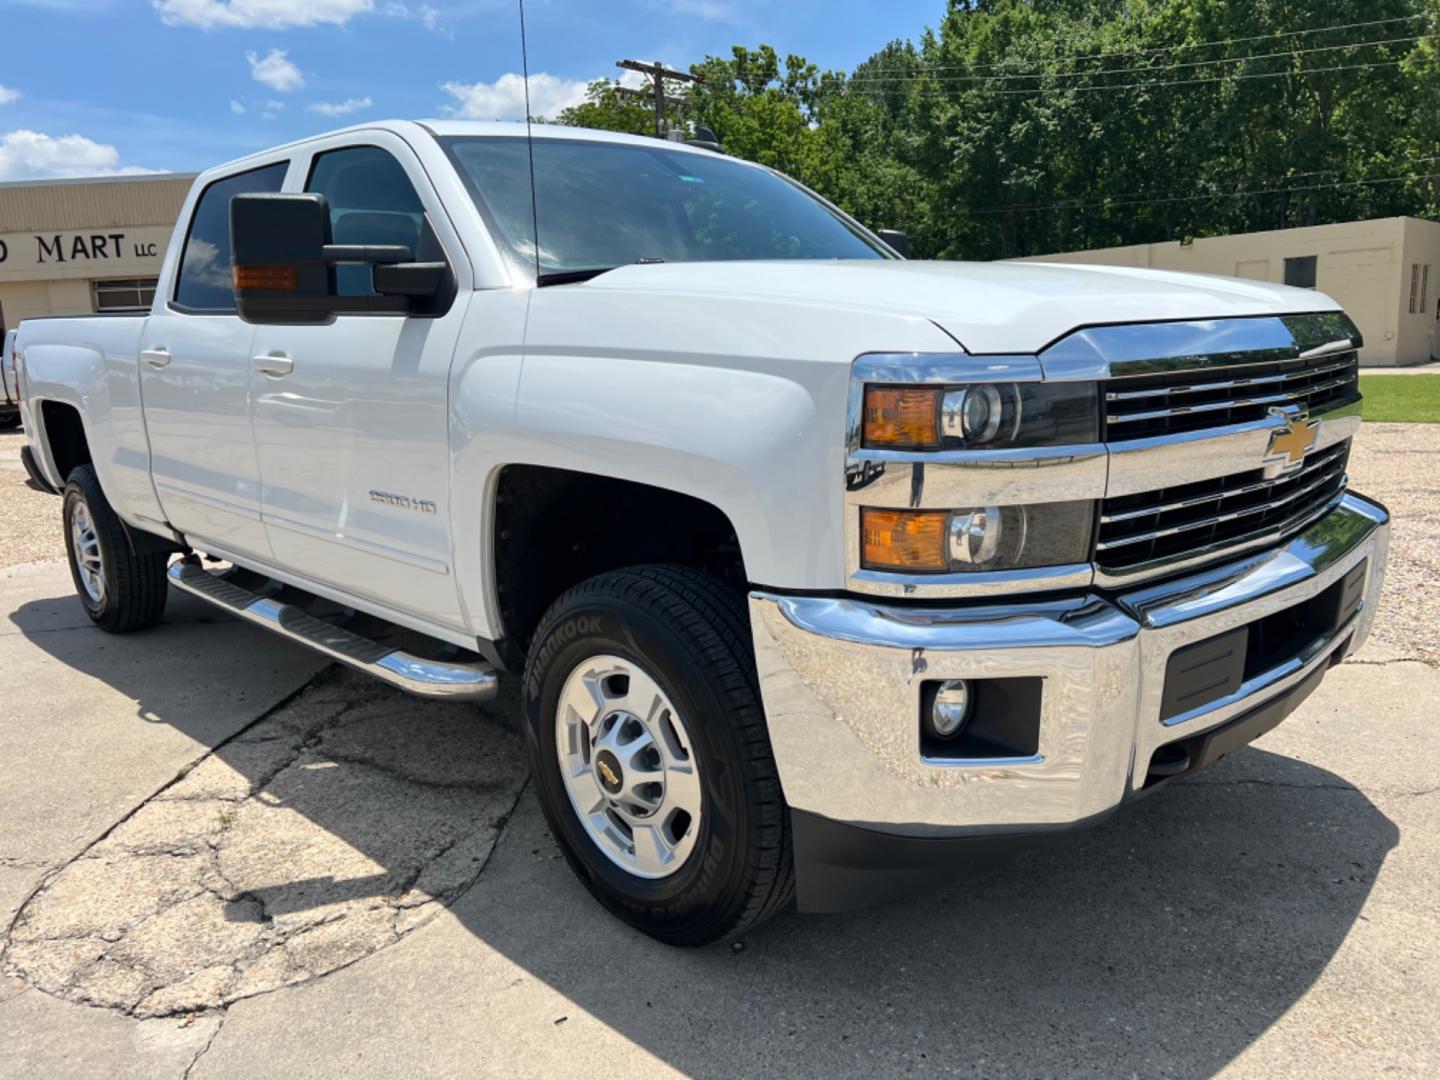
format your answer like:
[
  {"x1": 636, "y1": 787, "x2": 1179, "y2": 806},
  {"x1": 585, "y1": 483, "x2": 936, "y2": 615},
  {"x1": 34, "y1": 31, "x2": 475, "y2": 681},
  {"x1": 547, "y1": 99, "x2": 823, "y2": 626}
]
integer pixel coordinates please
[{"x1": 14, "y1": 121, "x2": 1389, "y2": 945}]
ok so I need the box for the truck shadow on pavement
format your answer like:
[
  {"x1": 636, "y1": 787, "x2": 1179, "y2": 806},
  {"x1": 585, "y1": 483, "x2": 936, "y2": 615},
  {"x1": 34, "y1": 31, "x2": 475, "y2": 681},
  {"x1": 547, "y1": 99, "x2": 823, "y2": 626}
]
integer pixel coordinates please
[{"x1": 5, "y1": 590, "x2": 1400, "y2": 1077}]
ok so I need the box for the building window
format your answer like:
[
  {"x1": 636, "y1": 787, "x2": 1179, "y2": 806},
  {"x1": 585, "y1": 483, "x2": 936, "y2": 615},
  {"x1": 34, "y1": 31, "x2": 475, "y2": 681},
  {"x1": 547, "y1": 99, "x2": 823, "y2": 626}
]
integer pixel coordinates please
[
  {"x1": 1284, "y1": 255, "x2": 1318, "y2": 290},
  {"x1": 1410, "y1": 264, "x2": 1422, "y2": 313},
  {"x1": 1423, "y1": 265, "x2": 1431, "y2": 315},
  {"x1": 92, "y1": 278, "x2": 159, "y2": 313}
]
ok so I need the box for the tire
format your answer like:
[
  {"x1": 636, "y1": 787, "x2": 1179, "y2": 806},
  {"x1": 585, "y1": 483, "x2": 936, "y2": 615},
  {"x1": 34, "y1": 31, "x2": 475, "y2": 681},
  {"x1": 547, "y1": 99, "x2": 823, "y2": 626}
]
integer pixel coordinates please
[
  {"x1": 62, "y1": 465, "x2": 169, "y2": 633},
  {"x1": 523, "y1": 565, "x2": 794, "y2": 946}
]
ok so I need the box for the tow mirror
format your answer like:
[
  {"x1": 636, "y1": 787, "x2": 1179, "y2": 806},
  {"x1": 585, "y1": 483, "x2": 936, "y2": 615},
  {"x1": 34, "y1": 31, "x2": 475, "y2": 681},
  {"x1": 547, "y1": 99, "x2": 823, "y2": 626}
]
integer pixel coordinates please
[
  {"x1": 876, "y1": 229, "x2": 909, "y2": 258},
  {"x1": 230, "y1": 193, "x2": 446, "y2": 325}
]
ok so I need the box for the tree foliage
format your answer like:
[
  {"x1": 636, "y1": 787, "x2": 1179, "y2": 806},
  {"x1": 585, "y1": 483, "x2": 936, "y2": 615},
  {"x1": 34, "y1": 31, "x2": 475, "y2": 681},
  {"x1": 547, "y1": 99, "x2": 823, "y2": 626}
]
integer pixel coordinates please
[{"x1": 549, "y1": 1, "x2": 1440, "y2": 259}]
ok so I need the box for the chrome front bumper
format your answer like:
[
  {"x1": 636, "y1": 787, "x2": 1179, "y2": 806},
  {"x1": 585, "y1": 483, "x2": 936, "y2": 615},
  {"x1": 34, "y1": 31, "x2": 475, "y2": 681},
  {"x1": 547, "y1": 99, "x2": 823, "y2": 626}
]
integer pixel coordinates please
[{"x1": 749, "y1": 491, "x2": 1389, "y2": 837}]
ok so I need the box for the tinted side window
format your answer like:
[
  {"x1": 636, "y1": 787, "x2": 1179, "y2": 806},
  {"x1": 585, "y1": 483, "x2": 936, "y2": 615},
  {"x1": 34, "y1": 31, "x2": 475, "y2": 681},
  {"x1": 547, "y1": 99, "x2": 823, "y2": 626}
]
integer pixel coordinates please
[
  {"x1": 174, "y1": 162, "x2": 288, "y2": 312},
  {"x1": 306, "y1": 146, "x2": 432, "y2": 296}
]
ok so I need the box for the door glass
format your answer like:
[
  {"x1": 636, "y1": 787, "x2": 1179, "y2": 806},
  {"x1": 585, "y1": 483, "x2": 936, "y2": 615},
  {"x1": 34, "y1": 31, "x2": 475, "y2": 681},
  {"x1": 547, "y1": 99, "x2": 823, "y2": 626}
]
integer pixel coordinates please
[
  {"x1": 174, "y1": 162, "x2": 288, "y2": 312},
  {"x1": 306, "y1": 146, "x2": 432, "y2": 296}
]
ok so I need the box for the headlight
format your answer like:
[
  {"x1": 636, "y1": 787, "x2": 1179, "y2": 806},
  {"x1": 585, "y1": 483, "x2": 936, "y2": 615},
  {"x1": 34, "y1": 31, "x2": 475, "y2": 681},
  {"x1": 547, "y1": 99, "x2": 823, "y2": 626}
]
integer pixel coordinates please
[
  {"x1": 862, "y1": 382, "x2": 1099, "y2": 450},
  {"x1": 861, "y1": 502, "x2": 1093, "y2": 573}
]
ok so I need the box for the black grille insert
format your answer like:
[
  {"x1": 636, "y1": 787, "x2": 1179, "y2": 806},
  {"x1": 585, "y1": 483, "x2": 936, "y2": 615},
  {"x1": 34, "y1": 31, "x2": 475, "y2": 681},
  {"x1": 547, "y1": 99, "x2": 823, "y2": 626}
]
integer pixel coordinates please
[
  {"x1": 1104, "y1": 350, "x2": 1359, "y2": 441},
  {"x1": 1097, "y1": 439, "x2": 1350, "y2": 574}
]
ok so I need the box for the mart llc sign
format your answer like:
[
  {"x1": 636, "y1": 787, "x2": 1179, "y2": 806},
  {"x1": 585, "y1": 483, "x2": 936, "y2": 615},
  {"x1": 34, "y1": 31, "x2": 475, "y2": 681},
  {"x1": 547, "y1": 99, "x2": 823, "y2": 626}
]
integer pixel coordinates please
[{"x1": 0, "y1": 227, "x2": 170, "y2": 277}]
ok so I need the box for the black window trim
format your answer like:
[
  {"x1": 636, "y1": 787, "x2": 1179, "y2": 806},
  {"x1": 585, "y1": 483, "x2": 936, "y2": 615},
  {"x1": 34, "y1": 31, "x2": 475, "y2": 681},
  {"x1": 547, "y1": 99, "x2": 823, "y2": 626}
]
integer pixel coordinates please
[
  {"x1": 168, "y1": 159, "x2": 291, "y2": 317},
  {"x1": 302, "y1": 142, "x2": 457, "y2": 319}
]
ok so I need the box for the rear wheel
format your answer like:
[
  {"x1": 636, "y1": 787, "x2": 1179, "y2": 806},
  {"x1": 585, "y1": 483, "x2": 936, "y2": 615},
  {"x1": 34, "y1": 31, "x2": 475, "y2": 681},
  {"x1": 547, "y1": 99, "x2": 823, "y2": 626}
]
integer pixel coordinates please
[
  {"x1": 62, "y1": 465, "x2": 169, "y2": 633},
  {"x1": 523, "y1": 565, "x2": 793, "y2": 946}
]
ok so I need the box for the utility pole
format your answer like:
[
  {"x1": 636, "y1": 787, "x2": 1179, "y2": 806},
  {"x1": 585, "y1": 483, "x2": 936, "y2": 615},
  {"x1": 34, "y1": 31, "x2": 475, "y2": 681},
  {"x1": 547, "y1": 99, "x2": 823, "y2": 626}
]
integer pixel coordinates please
[{"x1": 616, "y1": 59, "x2": 699, "y2": 139}]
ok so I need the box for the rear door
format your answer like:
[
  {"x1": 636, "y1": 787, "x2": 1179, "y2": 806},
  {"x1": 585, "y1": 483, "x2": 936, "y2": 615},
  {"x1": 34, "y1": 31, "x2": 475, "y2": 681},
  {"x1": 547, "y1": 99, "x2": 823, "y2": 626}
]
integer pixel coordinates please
[
  {"x1": 139, "y1": 160, "x2": 290, "y2": 560},
  {"x1": 248, "y1": 133, "x2": 469, "y2": 628}
]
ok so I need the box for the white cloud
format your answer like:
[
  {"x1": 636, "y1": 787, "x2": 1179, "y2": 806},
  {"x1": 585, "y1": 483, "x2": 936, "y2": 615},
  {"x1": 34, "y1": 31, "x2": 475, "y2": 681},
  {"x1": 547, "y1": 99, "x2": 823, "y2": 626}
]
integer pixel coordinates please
[
  {"x1": 153, "y1": 0, "x2": 372, "y2": 29},
  {"x1": 247, "y1": 48, "x2": 304, "y2": 93},
  {"x1": 648, "y1": 0, "x2": 733, "y2": 20},
  {"x1": 383, "y1": 1, "x2": 442, "y2": 31},
  {"x1": 440, "y1": 72, "x2": 590, "y2": 122},
  {"x1": 260, "y1": 99, "x2": 285, "y2": 120},
  {"x1": 0, "y1": 129, "x2": 155, "y2": 181},
  {"x1": 0, "y1": 84, "x2": 19, "y2": 105},
  {"x1": 228, "y1": 99, "x2": 246, "y2": 114},
  {"x1": 308, "y1": 96, "x2": 374, "y2": 117}
]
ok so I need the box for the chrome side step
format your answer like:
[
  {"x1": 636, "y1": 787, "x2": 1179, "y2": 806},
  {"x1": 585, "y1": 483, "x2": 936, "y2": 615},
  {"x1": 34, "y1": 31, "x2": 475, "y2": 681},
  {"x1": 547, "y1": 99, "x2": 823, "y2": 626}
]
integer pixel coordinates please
[{"x1": 167, "y1": 559, "x2": 498, "y2": 702}]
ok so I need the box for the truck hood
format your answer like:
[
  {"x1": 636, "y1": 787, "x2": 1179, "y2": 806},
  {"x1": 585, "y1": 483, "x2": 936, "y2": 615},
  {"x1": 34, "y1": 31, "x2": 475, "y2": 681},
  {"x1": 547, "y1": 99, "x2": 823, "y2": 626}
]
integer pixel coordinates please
[{"x1": 584, "y1": 259, "x2": 1340, "y2": 355}]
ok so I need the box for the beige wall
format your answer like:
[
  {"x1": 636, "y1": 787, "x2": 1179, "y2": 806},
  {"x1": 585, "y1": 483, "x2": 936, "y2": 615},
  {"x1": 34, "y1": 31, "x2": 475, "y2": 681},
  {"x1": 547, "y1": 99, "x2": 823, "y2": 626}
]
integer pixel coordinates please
[
  {"x1": 1395, "y1": 217, "x2": 1440, "y2": 366},
  {"x1": 1022, "y1": 217, "x2": 1440, "y2": 366},
  {"x1": 0, "y1": 279, "x2": 93, "y2": 325},
  {"x1": 0, "y1": 173, "x2": 191, "y2": 330}
]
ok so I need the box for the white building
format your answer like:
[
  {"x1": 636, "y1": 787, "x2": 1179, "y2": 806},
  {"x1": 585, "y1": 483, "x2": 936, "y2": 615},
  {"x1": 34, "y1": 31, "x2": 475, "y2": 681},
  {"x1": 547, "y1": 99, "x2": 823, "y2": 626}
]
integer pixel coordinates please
[{"x1": 0, "y1": 173, "x2": 194, "y2": 333}]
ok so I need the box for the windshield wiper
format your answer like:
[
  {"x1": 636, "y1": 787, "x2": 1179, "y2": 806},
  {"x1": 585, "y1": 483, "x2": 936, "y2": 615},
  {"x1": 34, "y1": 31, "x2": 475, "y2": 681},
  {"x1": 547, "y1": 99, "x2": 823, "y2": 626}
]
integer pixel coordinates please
[
  {"x1": 535, "y1": 259, "x2": 666, "y2": 287},
  {"x1": 535, "y1": 267, "x2": 619, "y2": 287}
]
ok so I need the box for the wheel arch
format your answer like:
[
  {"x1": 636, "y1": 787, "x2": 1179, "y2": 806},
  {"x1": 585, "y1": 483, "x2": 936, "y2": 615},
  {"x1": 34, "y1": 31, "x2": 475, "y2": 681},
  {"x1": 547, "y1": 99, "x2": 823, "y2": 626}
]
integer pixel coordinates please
[
  {"x1": 35, "y1": 397, "x2": 94, "y2": 488},
  {"x1": 486, "y1": 465, "x2": 748, "y2": 668}
]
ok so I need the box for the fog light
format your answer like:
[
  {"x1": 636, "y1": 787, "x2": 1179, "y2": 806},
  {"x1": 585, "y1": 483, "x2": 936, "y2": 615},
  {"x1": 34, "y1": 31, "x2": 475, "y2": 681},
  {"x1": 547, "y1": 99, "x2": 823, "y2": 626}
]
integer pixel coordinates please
[{"x1": 929, "y1": 679, "x2": 971, "y2": 738}]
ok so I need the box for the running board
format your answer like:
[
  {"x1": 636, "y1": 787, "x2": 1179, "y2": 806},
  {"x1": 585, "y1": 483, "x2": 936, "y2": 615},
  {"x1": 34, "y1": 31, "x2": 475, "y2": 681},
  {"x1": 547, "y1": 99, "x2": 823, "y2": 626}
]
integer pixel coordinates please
[{"x1": 167, "y1": 559, "x2": 498, "y2": 702}]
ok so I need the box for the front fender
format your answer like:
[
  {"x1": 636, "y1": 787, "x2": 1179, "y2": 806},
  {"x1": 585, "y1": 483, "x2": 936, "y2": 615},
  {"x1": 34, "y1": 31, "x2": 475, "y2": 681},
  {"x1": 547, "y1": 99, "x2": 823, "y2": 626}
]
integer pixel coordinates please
[{"x1": 447, "y1": 286, "x2": 960, "y2": 640}]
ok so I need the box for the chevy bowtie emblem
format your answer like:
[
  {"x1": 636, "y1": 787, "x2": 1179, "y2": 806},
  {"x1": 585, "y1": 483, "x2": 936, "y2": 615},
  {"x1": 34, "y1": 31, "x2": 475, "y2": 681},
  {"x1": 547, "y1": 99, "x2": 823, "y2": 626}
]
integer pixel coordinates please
[{"x1": 1264, "y1": 409, "x2": 1319, "y2": 473}]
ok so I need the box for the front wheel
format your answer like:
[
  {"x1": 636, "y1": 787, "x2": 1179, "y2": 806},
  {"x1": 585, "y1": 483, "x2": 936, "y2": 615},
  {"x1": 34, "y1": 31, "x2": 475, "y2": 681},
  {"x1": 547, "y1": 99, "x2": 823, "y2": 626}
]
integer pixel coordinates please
[
  {"x1": 523, "y1": 565, "x2": 793, "y2": 946},
  {"x1": 62, "y1": 465, "x2": 168, "y2": 633}
]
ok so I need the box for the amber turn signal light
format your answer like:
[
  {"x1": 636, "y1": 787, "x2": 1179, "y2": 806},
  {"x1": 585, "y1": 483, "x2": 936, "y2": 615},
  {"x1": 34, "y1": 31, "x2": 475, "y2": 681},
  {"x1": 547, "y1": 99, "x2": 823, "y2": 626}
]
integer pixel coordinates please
[
  {"x1": 861, "y1": 508, "x2": 949, "y2": 572},
  {"x1": 234, "y1": 265, "x2": 299, "y2": 291},
  {"x1": 862, "y1": 387, "x2": 942, "y2": 448}
]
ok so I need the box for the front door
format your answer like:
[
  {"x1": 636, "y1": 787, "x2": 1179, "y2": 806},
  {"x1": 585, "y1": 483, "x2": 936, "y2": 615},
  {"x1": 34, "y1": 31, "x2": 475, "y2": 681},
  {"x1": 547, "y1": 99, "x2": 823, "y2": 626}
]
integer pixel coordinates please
[
  {"x1": 139, "y1": 160, "x2": 289, "y2": 561},
  {"x1": 249, "y1": 138, "x2": 467, "y2": 629}
]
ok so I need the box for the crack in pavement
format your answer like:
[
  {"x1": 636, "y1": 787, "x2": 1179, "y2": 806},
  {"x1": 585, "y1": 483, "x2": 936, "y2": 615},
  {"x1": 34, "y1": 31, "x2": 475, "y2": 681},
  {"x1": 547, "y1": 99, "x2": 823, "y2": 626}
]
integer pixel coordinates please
[
  {"x1": 182, "y1": 1012, "x2": 225, "y2": 1080},
  {"x1": 0, "y1": 857, "x2": 52, "y2": 870},
  {"x1": 0, "y1": 666, "x2": 527, "y2": 1021}
]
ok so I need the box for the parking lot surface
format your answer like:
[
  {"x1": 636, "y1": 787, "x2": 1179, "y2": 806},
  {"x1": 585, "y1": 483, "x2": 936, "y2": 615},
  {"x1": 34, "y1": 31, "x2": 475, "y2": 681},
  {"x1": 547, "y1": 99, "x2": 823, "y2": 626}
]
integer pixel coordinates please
[{"x1": 1, "y1": 423, "x2": 1437, "y2": 1078}]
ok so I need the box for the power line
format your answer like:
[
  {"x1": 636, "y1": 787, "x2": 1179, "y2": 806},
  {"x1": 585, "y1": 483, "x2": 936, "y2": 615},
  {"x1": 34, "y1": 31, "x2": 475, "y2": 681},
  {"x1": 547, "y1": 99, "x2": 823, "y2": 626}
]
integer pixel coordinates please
[
  {"x1": 968, "y1": 166, "x2": 1440, "y2": 217},
  {"x1": 842, "y1": 55, "x2": 1412, "y2": 96},
  {"x1": 857, "y1": 12, "x2": 1430, "y2": 76},
  {"x1": 616, "y1": 59, "x2": 699, "y2": 138},
  {"x1": 845, "y1": 32, "x2": 1433, "y2": 85}
]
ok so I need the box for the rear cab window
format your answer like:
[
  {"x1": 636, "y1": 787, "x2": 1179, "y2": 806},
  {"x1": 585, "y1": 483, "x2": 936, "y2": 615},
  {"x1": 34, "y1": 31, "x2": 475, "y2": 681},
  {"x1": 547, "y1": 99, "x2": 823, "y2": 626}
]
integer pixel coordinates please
[{"x1": 173, "y1": 161, "x2": 289, "y2": 313}]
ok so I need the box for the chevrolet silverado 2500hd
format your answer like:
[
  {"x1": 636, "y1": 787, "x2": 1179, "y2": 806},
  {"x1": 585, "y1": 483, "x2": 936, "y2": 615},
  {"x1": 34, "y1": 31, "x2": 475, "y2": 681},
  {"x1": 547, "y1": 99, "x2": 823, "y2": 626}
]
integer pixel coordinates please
[{"x1": 14, "y1": 121, "x2": 1389, "y2": 945}]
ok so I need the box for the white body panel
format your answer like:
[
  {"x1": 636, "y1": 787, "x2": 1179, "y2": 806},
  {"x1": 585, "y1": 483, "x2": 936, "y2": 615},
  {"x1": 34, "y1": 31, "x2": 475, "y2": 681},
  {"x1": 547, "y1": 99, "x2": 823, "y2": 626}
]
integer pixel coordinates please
[{"x1": 14, "y1": 119, "x2": 1348, "y2": 650}]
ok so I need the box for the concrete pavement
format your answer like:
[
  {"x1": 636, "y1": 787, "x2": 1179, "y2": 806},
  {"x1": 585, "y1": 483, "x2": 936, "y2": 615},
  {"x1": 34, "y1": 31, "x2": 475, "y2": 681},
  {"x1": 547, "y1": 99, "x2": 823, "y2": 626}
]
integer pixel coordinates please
[{"x1": 2, "y1": 563, "x2": 1438, "y2": 1077}]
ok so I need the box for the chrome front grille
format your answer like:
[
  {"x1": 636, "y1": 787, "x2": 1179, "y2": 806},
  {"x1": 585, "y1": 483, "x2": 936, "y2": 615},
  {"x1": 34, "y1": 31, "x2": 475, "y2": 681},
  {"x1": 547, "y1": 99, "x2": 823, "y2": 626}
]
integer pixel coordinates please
[
  {"x1": 1097, "y1": 439, "x2": 1350, "y2": 573},
  {"x1": 1103, "y1": 350, "x2": 1359, "y2": 441}
]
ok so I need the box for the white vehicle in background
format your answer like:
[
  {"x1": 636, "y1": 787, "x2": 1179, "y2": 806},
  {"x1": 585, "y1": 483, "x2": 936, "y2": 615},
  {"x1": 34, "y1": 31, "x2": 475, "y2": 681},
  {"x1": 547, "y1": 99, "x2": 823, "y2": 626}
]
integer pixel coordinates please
[
  {"x1": 1, "y1": 329, "x2": 20, "y2": 429},
  {"x1": 13, "y1": 120, "x2": 1389, "y2": 945}
]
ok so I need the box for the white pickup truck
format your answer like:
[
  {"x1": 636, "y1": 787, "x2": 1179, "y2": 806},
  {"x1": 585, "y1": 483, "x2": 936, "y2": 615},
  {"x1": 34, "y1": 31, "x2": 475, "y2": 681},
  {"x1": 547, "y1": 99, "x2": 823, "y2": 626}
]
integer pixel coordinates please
[{"x1": 14, "y1": 120, "x2": 1389, "y2": 945}]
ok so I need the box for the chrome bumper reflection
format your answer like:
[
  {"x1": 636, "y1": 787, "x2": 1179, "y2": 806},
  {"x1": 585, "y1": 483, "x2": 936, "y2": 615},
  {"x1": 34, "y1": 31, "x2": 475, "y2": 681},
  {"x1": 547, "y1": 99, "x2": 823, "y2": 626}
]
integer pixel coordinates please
[{"x1": 749, "y1": 491, "x2": 1389, "y2": 835}]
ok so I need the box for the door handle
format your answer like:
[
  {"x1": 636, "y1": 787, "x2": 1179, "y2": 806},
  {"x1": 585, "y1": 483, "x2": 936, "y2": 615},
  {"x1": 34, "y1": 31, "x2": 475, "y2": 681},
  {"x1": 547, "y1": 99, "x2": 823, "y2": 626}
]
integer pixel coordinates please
[
  {"x1": 140, "y1": 347, "x2": 172, "y2": 368},
  {"x1": 254, "y1": 353, "x2": 294, "y2": 377}
]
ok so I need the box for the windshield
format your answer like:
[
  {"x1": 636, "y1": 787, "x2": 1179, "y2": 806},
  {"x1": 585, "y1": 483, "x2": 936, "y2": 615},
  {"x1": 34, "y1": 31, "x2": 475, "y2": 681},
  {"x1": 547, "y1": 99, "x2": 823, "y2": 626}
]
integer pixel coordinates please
[{"x1": 441, "y1": 135, "x2": 889, "y2": 276}]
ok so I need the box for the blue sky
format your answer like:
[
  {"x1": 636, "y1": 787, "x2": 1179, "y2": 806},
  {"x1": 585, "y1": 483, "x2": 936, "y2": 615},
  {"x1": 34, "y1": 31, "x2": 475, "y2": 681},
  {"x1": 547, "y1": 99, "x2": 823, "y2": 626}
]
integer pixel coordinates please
[{"x1": 0, "y1": 0, "x2": 943, "y2": 180}]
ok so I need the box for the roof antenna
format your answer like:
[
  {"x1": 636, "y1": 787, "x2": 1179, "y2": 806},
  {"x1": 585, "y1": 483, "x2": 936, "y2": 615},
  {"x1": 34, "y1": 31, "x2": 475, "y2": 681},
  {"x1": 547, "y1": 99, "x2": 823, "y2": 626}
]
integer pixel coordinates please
[{"x1": 518, "y1": 0, "x2": 541, "y2": 282}]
